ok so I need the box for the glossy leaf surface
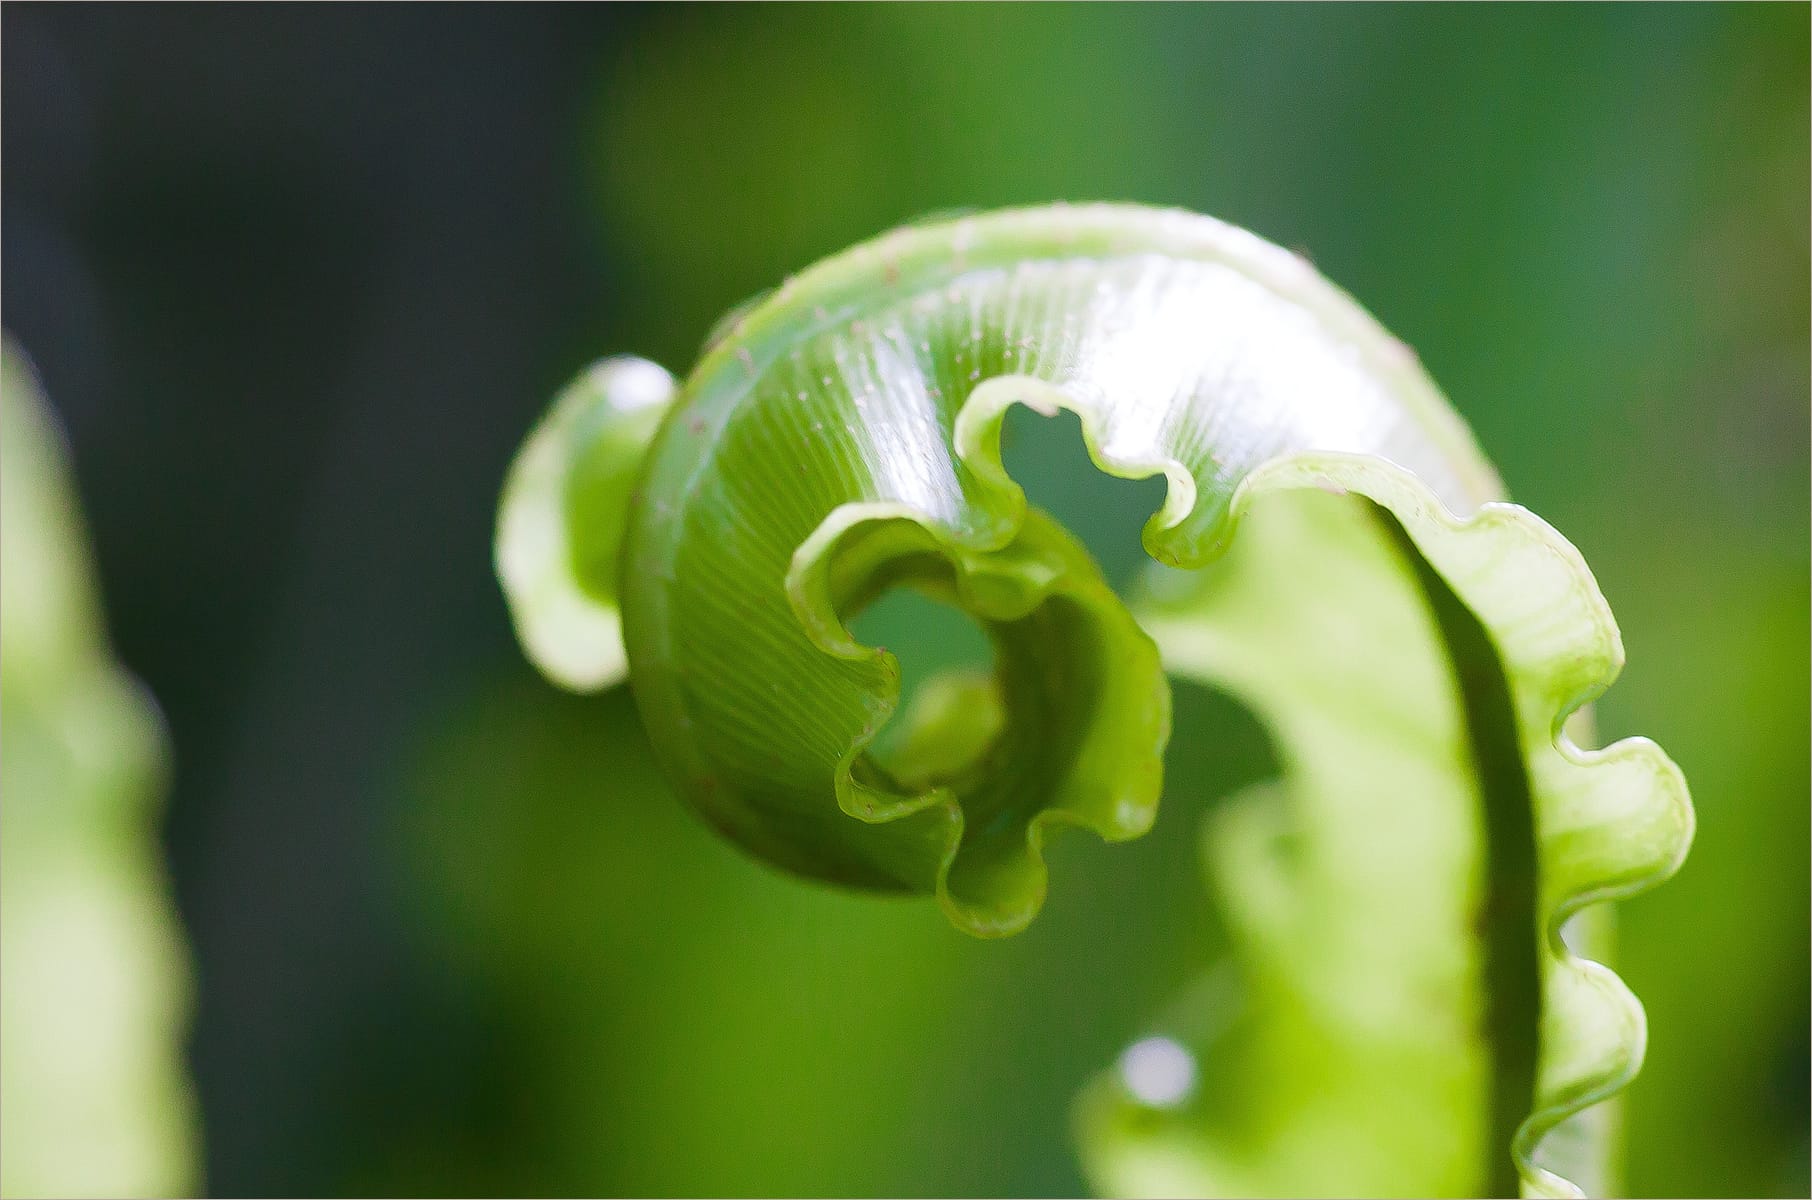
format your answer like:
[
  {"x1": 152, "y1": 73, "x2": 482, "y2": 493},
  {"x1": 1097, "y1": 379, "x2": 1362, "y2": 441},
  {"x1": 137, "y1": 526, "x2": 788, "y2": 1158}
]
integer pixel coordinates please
[{"x1": 496, "y1": 204, "x2": 1692, "y2": 1196}]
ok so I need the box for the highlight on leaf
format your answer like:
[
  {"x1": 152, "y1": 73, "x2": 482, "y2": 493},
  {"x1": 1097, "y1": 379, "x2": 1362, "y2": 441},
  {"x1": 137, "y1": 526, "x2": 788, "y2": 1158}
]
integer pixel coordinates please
[
  {"x1": 494, "y1": 203, "x2": 1693, "y2": 1197},
  {"x1": 497, "y1": 353, "x2": 677, "y2": 692}
]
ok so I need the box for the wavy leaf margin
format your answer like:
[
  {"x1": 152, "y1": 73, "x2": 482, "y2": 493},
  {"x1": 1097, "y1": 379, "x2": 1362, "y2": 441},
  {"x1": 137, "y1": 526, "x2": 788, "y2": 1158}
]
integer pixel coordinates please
[{"x1": 496, "y1": 202, "x2": 1695, "y2": 1196}]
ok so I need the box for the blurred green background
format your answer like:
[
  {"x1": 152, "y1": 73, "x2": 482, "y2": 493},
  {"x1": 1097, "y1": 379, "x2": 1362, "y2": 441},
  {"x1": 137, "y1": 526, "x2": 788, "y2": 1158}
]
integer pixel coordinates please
[{"x1": 2, "y1": 4, "x2": 1805, "y2": 1196}]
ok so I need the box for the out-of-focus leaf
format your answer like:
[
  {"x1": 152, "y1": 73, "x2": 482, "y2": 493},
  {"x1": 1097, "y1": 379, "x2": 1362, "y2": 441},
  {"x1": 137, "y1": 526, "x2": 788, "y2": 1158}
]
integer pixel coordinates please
[{"x1": 0, "y1": 341, "x2": 197, "y2": 1197}]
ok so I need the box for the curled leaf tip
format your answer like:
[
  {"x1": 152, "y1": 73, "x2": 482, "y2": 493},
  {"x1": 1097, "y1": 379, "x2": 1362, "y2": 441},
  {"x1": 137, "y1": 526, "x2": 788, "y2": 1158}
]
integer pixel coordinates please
[
  {"x1": 496, "y1": 203, "x2": 1691, "y2": 1196},
  {"x1": 598, "y1": 203, "x2": 1518, "y2": 935},
  {"x1": 496, "y1": 354, "x2": 676, "y2": 692}
]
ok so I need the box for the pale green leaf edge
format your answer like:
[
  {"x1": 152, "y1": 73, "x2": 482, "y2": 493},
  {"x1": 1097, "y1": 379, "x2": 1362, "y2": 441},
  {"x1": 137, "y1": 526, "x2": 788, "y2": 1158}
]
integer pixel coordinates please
[
  {"x1": 1104, "y1": 449, "x2": 1694, "y2": 1199},
  {"x1": 496, "y1": 354, "x2": 676, "y2": 692}
]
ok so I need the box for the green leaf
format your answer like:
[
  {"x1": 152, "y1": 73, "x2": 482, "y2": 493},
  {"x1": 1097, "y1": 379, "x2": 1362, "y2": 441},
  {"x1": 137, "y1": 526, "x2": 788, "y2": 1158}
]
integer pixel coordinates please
[
  {"x1": 0, "y1": 340, "x2": 198, "y2": 1197},
  {"x1": 1078, "y1": 460, "x2": 1689, "y2": 1198},
  {"x1": 496, "y1": 354, "x2": 677, "y2": 691},
  {"x1": 496, "y1": 203, "x2": 1693, "y2": 1195}
]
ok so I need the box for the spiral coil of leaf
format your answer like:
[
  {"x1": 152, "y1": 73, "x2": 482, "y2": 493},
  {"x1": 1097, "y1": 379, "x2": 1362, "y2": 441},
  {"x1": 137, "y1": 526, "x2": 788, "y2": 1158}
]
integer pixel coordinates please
[{"x1": 497, "y1": 204, "x2": 1692, "y2": 1197}]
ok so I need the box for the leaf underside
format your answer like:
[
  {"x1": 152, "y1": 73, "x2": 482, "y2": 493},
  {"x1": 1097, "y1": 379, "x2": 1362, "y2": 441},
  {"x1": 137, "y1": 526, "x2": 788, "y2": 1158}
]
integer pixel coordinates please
[{"x1": 496, "y1": 204, "x2": 1693, "y2": 1197}]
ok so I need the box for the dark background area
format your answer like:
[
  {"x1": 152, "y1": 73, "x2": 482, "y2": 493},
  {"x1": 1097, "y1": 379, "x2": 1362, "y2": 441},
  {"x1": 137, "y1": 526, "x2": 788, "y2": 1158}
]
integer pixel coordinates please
[{"x1": 4, "y1": 4, "x2": 1807, "y2": 1196}]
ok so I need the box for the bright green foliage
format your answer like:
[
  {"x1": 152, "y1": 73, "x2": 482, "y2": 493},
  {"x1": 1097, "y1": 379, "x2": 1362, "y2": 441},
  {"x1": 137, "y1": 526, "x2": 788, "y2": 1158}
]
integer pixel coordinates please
[
  {"x1": 496, "y1": 205, "x2": 1692, "y2": 1196},
  {"x1": 0, "y1": 344, "x2": 198, "y2": 1197}
]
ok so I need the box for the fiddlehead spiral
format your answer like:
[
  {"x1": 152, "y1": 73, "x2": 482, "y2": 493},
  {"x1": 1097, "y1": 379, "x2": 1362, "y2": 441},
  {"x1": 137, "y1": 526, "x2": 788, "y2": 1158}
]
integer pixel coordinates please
[{"x1": 497, "y1": 204, "x2": 1692, "y2": 1197}]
